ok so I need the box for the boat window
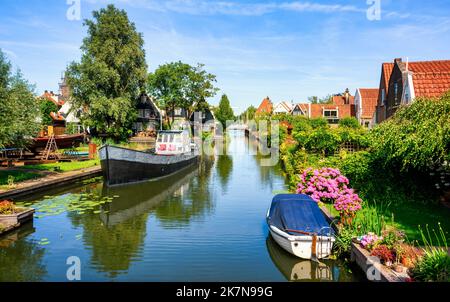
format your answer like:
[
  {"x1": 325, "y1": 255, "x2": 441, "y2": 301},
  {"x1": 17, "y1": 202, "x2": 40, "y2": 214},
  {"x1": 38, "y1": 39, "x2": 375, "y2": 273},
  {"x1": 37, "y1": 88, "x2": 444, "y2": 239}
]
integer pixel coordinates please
[
  {"x1": 168, "y1": 134, "x2": 174, "y2": 143},
  {"x1": 174, "y1": 135, "x2": 182, "y2": 143},
  {"x1": 163, "y1": 135, "x2": 169, "y2": 143},
  {"x1": 157, "y1": 135, "x2": 163, "y2": 142}
]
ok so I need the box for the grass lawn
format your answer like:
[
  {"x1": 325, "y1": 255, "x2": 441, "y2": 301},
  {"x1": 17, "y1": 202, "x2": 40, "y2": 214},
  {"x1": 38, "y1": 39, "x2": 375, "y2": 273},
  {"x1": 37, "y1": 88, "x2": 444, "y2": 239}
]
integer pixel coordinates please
[
  {"x1": 19, "y1": 159, "x2": 100, "y2": 172},
  {"x1": 0, "y1": 159, "x2": 100, "y2": 190},
  {"x1": 387, "y1": 202, "x2": 450, "y2": 244},
  {"x1": 0, "y1": 170, "x2": 42, "y2": 187},
  {"x1": 320, "y1": 201, "x2": 450, "y2": 243}
]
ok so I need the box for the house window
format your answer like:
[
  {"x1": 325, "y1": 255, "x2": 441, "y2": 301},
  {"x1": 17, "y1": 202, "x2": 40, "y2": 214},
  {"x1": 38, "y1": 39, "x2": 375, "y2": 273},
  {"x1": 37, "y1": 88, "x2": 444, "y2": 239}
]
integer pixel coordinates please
[
  {"x1": 394, "y1": 83, "x2": 399, "y2": 105},
  {"x1": 381, "y1": 89, "x2": 386, "y2": 106},
  {"x1": 175, "y1": 108, "x2": 182, "y2": 116},
  {"x1": 323, "y1": 109, "x2": 339, "y2": 124}
]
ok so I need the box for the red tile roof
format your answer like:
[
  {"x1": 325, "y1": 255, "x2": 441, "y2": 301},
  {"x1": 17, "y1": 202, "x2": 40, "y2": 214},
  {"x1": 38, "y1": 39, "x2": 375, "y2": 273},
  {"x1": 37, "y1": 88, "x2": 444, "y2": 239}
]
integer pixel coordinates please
[
  {"x1": 407, "y1": 60, "x2": 450, "y2": 98},
  {"x1": 293, "y1": 103, "x2": 309, "y2": 115},
  {"x1": 358, "y1": 88, "x2": 379, "y2": 118},
  {"x1": 382, "y1": 63, "x2": 394, "y2": 94},
  {"x1": 331, "y1": 95, "x2": 355, "y2": 105},
  {"x1": 41, "y1": 91, "x2": 65, "y2": 106},
  {"x1": 256, "y1": 97, "x2": 273, "y2": 114}
]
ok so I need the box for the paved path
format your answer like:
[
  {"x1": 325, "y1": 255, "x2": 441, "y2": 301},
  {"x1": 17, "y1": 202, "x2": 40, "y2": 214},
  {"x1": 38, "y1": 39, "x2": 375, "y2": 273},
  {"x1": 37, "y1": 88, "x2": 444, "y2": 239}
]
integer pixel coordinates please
[{"x1": 0, "y1": 166, "x2": 102, "y2": 200}]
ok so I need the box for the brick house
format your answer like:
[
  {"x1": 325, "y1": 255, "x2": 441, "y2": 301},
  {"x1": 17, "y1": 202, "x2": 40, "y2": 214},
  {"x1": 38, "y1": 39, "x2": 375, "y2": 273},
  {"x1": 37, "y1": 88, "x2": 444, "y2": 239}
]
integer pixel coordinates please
[
  {"x1": 355, "y1": 88, "x2": 378, "y2": 128},
  {"x1": 291, "y1": 89, "x2": 356, "y2": 125},
  {"x1": 255, "y1": 97, "x2": 273, "y2": 115},
  {"x1": 374, "y1": 62, "x2": 394, "y2": 124},
  {"x1": 376, "y1": 58, "x2": 450, "y2": 123}
]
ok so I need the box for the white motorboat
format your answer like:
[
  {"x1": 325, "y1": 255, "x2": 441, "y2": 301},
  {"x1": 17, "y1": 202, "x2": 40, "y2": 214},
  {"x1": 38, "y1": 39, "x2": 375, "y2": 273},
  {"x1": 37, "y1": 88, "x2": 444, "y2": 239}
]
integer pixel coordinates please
[{"x1": 266, "y1": 194, "x2": 335, "y2": 260}]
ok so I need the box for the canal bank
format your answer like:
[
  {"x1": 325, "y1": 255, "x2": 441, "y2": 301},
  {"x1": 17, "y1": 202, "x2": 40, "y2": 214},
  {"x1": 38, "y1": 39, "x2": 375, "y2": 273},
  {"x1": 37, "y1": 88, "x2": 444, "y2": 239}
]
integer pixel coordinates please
[
  {"x1": 0, "y1": 131, "x2": 364, "y2": 281},
  {"x1": 0, "y1": 166, "x2": 102, "y2": 200}
]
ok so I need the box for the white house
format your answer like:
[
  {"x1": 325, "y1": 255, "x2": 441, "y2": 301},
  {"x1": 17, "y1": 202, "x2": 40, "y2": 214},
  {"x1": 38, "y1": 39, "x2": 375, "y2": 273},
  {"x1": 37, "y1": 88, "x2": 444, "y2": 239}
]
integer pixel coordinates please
[{"x1": 273, "y1": 101, "x2": 293, "y2": 114}]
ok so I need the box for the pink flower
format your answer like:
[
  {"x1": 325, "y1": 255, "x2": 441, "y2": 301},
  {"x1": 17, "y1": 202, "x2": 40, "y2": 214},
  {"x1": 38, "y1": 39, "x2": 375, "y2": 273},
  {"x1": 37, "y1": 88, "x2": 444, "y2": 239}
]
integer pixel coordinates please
[{"x1": 296, "y1": 167, "x2": 362, "y2": 215}]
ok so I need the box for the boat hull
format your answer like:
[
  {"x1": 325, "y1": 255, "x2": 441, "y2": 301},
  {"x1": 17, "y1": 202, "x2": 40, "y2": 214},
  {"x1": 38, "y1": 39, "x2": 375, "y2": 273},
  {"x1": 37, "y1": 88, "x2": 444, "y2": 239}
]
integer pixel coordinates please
[
  {"x1": 99, "y1": 145, "x2": 199, "y2": 186},
  {"x1": 31, "y1": 134, "x2": 84, "y2": 150},
  {"x1": 268, "y1": 225, "x2": 334, "y2": 260}
]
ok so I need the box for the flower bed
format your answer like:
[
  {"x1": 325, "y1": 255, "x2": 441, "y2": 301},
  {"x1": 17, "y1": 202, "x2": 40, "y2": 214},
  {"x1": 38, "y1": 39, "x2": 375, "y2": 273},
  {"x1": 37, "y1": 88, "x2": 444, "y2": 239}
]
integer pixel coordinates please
[
  {"x1": 295, "y1": 167, "x2": 450, "y2": 282},
  {"x1": 0, "y1": 200, "x2": 34, "y2": 233},
  {"x1": 296, "y1": 167, "x2": 362, "y2": 221}
]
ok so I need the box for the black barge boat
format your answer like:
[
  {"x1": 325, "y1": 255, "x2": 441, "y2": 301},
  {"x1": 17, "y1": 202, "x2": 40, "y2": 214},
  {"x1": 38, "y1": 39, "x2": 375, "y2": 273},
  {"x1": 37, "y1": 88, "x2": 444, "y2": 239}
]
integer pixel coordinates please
[{"x1": 99, "y1": 130, "x2": 199, "y2": 186}]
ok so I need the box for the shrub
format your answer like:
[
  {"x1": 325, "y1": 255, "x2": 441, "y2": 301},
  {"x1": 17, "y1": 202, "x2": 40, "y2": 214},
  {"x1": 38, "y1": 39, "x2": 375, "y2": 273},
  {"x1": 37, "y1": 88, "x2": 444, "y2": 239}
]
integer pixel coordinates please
[
  {"x1": 333, "y1": 225, "x2": 357, "y2": 258},
  {"x1": 296, "y1": 167, "x2": 362, "y2": 218},
  {"x1": 304, "y1": 128, "x2": 341, "y2": 155},
  {"x1": 296, "y1": 167, "x2": 349, "y2": 203},
  {"x1": 339, "y1": 117, "x2": 360, "y2": 129},
  {"x1": 336, "y1": 127, "x2": 371, "y2": 149},
  {"x1": 309, "y1": 117, "x2": 329, "y2": 129},
  {"x1": 339, "y1": 151, "x2": 372, "y2": 186},
  {"x1": 370, "y1": 94, "x2": 450, "y2": 172},
  {"x1": 291, "y1": 116, "x2": 312, "y2": 133}
]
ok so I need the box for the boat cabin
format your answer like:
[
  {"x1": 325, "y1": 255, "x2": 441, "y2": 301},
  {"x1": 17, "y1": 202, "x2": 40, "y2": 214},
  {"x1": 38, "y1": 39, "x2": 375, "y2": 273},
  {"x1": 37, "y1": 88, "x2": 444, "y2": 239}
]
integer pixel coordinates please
[{"x1": 155, "y1": 130, "x2": 191, "y2": 155}]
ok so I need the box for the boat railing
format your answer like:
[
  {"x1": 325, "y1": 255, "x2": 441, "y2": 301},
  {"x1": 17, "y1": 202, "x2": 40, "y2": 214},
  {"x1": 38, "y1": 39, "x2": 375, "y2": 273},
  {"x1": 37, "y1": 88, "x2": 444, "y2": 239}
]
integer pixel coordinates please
[{"x1": 317, "y1": 226, "x2": 334, "y2": 259}]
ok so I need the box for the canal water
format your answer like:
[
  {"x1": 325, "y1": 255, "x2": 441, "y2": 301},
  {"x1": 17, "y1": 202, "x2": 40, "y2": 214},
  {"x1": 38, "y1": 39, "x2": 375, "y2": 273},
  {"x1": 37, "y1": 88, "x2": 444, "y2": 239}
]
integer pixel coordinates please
[{"x1": 0, "y1": 131, "x2": 363, "y2": 281}]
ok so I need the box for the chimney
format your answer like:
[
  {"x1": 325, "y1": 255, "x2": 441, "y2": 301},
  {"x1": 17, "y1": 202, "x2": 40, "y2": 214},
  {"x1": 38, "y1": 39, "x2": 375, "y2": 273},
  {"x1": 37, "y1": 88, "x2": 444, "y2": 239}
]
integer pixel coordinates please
[{"x1": 344, "y1": 88, "x2": 350, "y2": 104}]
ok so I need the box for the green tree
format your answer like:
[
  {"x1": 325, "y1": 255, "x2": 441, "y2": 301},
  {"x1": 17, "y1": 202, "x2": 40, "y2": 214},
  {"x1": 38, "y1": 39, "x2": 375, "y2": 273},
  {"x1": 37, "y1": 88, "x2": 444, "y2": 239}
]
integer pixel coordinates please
[
  {"x1": 0, "y1": 50, "x2": 40, "y2": 148},
  {"x1": 148, "y1": 62, "x2": 217, "y2": 124},
  {"x1": 338, "y1": 117, "x2": 360, "y2": 129},
  {"x1": 308, "y1": 95, "x2": 332, "y2": 104},
  {"x1": 66, "y1": 4, "x2": 147, "y2": 141},
  {"x1": 39, "y1": 99, "x2": 59, "y2": 126},
  {"x1": 240, "y1": 105, "x2": 256, "y2": 122},
  {"x1": 215, "y1": 94, "x2": 235, "y2": 129},
  {"x1": 187, "y1": 63, "x2": 218, "y2": 116},
  {"x1": 147, "y1": 61, "x2": 191, "y2": 124}
]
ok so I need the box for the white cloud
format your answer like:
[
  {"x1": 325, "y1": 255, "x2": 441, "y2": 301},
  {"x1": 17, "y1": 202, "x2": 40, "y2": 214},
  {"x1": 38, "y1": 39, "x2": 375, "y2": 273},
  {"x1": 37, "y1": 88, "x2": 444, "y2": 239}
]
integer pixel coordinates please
[{"x1": 86, "y1": 0, "x2": 364, "y2": 16}]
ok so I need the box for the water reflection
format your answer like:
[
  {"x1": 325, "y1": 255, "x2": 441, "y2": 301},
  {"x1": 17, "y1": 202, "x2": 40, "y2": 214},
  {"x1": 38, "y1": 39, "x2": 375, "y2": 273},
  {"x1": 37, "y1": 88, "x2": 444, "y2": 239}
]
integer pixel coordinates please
[
  {"x1": 154, "y1": 157, "x2": 215, "y2": 227},
  {"x1": 0, "y1": 133, "x2": 362, "y2": 281},
  {"x1": 216, "y1": 155, "x2": 233, "y2": 191},
  {"x1": 266, "y1": 236, "x2": 358, "y2": 282},
  {"x1": 0, "y1": 223, "x2": 47, "y2": 281},
  {"x1": 66, "y1": 157, "x2": 215, "y2": 278}
]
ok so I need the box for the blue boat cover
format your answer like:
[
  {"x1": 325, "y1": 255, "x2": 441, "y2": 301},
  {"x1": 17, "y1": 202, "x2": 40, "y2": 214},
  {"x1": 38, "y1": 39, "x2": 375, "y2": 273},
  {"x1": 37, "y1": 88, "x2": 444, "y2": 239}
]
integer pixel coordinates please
[{"x1": 268, "y1": 194, "x2": 333, "y2": 236}]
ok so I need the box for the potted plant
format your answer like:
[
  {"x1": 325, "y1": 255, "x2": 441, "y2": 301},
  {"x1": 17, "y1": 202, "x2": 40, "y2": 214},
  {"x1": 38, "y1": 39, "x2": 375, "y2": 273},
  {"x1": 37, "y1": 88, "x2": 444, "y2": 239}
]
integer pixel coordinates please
[
  {"x1": 371, "y1": 244, "x2": 396, "y2": 267},
  {"x1": 0, "y1": 200, "x2": 34, "y2": 227}
]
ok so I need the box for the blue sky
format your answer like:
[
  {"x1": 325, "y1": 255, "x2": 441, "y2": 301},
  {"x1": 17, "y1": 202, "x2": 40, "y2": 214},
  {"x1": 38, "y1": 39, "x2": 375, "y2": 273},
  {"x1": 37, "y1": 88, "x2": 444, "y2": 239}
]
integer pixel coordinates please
[{"x1": 1, "y1": 0, "x2": 450, "y2": 113}]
